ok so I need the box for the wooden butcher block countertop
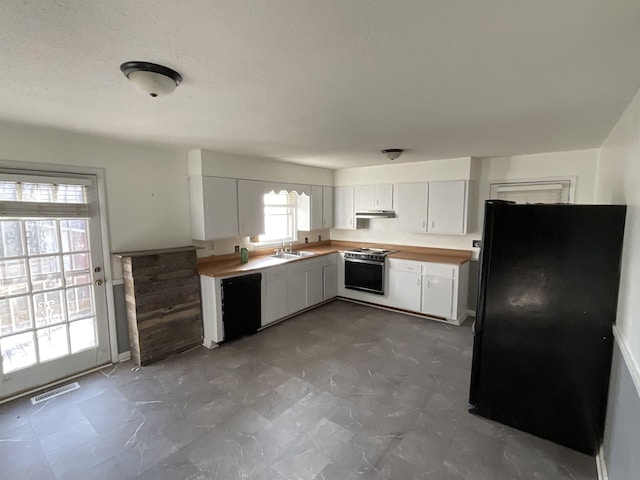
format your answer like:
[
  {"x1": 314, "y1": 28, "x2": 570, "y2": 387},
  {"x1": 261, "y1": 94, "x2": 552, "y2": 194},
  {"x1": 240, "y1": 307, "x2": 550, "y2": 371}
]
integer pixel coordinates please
[{"x1": 198, "y1": 241, "x2": 471, "y2": 278}]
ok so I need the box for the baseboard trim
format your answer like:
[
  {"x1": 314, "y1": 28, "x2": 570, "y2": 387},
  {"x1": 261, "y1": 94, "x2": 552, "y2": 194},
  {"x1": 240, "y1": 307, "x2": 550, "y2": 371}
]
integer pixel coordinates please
[
  {"x1": 338, "y1": 297, "x2": 464, "y2": 326},
  {"x1": 1, "y1": 363, "x2": 111, "y2": 405},
  {"x1": 259, "y1": 298, "x2": 338, "y2": 331},
  {"x1": 202, "y1": 338, "x2": 220, "y2": 350},
  {"x1": 613, "y1": 325, "x2": 640, "y2": 399},
  {"x1": 596, "y1": 445, "x2": 608, "y2": 480},
  {"x1": 117, "y1": 351, "x2": 131, "y2": 362}
]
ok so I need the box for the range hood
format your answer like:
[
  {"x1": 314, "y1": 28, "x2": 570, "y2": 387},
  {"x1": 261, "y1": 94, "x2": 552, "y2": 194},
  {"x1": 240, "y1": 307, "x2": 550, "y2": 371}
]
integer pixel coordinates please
[{"x1": 355, "y1": 210, "x2": 396, "y2": 219}]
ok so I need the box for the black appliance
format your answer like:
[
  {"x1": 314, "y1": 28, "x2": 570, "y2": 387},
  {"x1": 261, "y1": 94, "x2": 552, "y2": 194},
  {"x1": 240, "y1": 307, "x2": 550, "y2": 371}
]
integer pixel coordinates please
[
  {"x1": 221, "y1": 273, "x2": 262, "y2": 341},
  {"x1": 344, "y1": 248, "x2": 396, "y2": 295},
  {"x1": 469, "y1": 201, "x2": 626, "y2": 455}
]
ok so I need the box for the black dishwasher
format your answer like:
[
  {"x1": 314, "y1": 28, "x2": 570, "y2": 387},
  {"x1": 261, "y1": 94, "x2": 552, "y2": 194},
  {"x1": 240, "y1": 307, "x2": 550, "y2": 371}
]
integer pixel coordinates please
[{"x1": 221, "y1": 273, "x2": 262, "y2": 342}]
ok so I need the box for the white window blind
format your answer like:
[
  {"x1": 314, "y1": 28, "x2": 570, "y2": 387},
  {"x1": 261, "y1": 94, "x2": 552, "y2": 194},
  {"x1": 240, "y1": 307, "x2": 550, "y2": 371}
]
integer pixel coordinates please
[
  {"x1": 259, "y1": 191, "x2": 297, "y2": 244},
  {"x1": 490, "y1": 180, "x2": 572, "y2": 204},
  {"x1": 0, "y1": 177, "x2": 90, "y2": 218}
]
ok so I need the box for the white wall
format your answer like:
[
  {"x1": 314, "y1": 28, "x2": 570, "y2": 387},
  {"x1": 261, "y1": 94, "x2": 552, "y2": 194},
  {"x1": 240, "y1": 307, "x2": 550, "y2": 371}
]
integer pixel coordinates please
[
  {"x1": 596, "y1": 85, "x2": 640, "y2": 480},
  {"x1": 0, "y1": 121, "x2": 192, "y2": 279},
  {"x1": 331, "y1": 150, "x2": 599, "y2": 254},
  {"x1": 334, "y1": 157, "x2": 474, "y2": 185},
  {"x1": 332, "y1": 157, "x2": 475, "y2": 251},
  {"x1": 596, "y1": 87, "x2": 640, "y2": 376},
  {"x1": 480, "y1": 149, "x2": 598, "y2": 204},
  {"x1": 190, "y1": 149, "x2": 334, "y2": 185},
  {"x1": 189, "y1": 149, "x2": 334, "y2": 256}
]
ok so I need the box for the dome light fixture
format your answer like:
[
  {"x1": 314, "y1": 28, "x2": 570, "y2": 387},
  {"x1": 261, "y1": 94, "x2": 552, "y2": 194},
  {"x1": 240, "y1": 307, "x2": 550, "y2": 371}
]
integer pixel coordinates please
[
  {"x1": 382, "y1": 149, "x2": 403, "y2": 161},
  {"x1": 120, "y1": 61, "x2": 182, "y2": 98}
]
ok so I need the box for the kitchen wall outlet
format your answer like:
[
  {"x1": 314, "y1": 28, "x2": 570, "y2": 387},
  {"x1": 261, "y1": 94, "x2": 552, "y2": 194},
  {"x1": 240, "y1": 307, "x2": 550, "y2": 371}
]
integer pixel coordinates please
[
  {"x1": 318, "y1": 235, "x2": 322, "y2": 241},
  {"x1": 473, "y1": 240, "x2": 482, "y2": 248},
  {"x1": 234, "y1": 245, "x2": 240, "y2": 253},
  {"x1": 305, "y1": 237, "x2": 308, "y2": 243}
]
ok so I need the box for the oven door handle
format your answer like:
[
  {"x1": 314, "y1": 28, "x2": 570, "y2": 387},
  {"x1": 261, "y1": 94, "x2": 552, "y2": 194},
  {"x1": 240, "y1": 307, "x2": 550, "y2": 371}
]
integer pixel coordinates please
[{"x1": 344, "y1": 258, "x2": 384, "y2": 266}]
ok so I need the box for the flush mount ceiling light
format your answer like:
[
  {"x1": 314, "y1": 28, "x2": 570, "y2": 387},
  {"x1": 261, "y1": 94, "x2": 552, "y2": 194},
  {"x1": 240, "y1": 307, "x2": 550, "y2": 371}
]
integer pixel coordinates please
[
  {"x1": 120, "y1": 61, "x2": 182, "y2": 98},
  {"x1": 382, "y1": 149, "x2": 403, "y2": 161}
]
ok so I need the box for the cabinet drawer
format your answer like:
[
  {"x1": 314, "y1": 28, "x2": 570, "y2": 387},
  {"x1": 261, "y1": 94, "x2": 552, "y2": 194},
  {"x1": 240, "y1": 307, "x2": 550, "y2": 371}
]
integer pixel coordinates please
[
  {"x1": 422, "y1": 262, "x2": 456, "y2": 278},
  {"x1": 265, "y1": 267, "x2": 288, "y2": 281},
  {"x1": 289, "y1": 257, "x2": 323, "y2": 275},
  {"x1": 322, "y1": 253, "x2": 338, "y2": 267},
  {"x1": 388, "y1": 259, "x2": 422, "y2": 272}
]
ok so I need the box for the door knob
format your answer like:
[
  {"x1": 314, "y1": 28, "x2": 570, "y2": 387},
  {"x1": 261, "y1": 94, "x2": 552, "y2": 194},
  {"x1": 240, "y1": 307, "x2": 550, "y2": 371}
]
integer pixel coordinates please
[
  {"x1": 95, "y1": 279, "x2": 103, "y2": 286},
  {"x1": 94, "y1": 267, "x2": 102, "y2": 273}
]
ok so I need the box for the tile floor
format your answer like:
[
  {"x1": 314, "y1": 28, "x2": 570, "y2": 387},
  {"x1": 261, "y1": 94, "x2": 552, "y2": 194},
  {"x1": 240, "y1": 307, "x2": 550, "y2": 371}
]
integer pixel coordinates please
[{"x1": 0, "y1": 300, "x2": 596, "y2": 479}]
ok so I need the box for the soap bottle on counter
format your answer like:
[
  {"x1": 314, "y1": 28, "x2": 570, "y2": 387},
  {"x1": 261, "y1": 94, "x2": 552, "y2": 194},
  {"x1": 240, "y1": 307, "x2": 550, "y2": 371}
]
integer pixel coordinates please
[{"x1": 240, "y1": 247, "x2": 249, "y2": 264}]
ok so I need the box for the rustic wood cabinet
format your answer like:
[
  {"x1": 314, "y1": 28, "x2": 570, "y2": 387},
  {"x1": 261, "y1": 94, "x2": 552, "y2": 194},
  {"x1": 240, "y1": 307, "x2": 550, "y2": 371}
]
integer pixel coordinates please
[{"x1": 118, "y1": 247, "x2": 203, "y2": 365}]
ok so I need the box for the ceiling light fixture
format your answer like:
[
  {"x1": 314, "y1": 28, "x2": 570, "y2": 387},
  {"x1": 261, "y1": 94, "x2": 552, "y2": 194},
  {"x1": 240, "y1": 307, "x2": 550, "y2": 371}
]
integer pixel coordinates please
[
  {"x1": 382, "y1": 149, "x2": 403, "y2": 161},
  {"x1": 120, "y1": 61, "x2": 182, "y2": 98}
]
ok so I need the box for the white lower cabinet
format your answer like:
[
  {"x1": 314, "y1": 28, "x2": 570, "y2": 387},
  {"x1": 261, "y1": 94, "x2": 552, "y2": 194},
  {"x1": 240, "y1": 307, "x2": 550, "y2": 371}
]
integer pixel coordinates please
[
  {"x1": 421, "y1": 274, "x2": 454, "y2": 319},
  {"x1": 387, "y1": 258, "x2": 468, "y2": 324},
  {"x1": 323, "y1": 263, "x2": 338, "y2": 300},
  {"x1": 262, "y1": 256, "x2": 338, "y2": 328},
  {"x1": 265, "y1": 267, "x2": 289, "y2": 326},
  {"x1": 288, "y1": 270, "x2": 307, "y2": 314},
  {"x1": 307, "y1": 261, "x2": 324, "y2": 307},
  {"x1": 420, "y1": 262, "x2": 456, "y2": 319},
  {"x1": 389, "y1": 260, "x2": 422, "y2": 312}
]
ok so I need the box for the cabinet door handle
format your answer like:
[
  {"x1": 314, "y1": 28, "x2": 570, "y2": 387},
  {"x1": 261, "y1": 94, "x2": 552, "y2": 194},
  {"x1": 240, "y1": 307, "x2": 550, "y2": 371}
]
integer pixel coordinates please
[
  {"x1": 422, "y1": 220, "x2": 426, "y2": 228},
  {"x1": 431, "y1": 220, "x2": 435, "y2": 229},
  {"x1": 416, "y1": 278, "x2": 420, "y2": 286},
  {"x1": 427, "y1": 280, "x2": 431, "y2": 288},
  {"x1": 376, "y1": 198, "x2": 379, "y2": 206}
]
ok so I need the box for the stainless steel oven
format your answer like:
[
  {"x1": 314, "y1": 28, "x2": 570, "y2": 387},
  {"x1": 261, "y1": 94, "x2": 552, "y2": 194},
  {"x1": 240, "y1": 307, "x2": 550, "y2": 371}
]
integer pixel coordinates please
[{"x1": 344, "y1": 248, "x2": 396, "y2": 295}]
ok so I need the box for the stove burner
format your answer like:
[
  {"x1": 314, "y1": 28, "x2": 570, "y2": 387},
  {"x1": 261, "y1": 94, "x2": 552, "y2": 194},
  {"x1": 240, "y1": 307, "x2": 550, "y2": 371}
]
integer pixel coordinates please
[{"x1": 344, "y1": 247, "x2": 397, "y2": 262}]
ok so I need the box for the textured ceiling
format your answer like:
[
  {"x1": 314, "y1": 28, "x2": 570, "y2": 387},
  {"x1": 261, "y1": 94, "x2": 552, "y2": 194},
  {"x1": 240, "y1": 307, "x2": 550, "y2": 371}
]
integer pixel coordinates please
[{"x1": 2, "y1": 1, "x2": 640, "y2": 169}]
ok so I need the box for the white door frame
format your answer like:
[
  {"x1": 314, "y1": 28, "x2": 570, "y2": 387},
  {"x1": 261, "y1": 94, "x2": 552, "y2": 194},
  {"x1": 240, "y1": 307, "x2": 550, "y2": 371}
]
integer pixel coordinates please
[{"x1": 0, "y1": 160, "x2": 118, "y2": 363}]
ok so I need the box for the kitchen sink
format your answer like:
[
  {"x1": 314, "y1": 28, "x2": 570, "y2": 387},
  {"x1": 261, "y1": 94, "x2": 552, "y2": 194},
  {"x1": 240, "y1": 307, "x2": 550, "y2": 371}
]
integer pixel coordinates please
[
  {"x1": 270, "y1": 250, "x2": 316, "y2": 260},
  {"x1": 291, "y1": 251, "x2": 315, "y2": 257},
  {"x1": 270, "y1": 253, "x2": 301, "y2": 260}
]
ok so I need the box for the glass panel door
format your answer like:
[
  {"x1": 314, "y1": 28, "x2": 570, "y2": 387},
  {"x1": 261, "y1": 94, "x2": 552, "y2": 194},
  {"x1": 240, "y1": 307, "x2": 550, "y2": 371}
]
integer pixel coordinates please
[{"x1": 0, "y1": 175, "x2": 109, "y2": 399}]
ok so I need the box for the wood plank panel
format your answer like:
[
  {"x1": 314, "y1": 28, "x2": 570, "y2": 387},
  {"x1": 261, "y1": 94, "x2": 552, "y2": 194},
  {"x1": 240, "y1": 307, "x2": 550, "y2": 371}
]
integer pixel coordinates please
[{"x1": 119, "y1": 247, "x2": 203, "y2": 366}]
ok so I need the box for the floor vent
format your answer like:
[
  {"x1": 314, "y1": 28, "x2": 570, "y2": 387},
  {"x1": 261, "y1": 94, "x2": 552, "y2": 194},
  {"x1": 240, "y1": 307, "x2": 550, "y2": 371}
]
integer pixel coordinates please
[{"x1": 30, "y1": 382, "x2": 80, "y2": 405}]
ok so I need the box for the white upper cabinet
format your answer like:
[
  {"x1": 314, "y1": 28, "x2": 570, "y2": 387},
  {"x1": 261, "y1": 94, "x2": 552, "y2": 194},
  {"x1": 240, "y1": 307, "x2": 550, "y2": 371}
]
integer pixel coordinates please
[
  {"x1": 334, "y1": 186, "x2": 356, "y2": 229},
  {"x1": 356, "y1": 184, "x2": 393, "y2": 210},
  {"x1": 396, "y1": 182, "x2": 429, "y2": 233},
  {"x1": 396, "y1": 180, "x2": 470, "y2": 235},
  {"x1": 296, "y1": 192, "x2": 311, "y2": 232},
  {"x1": 311, "y1": 185, "x2": 323, "y2": 230},
  {"x1": 428, "y1": 180, "x2": 468, "y2": 235},
  {"x1": 190, "y1": 175, "x2": 239, "y2": 240},
  {"x1": 356, "y1": 185, "x2": 375, "y2": 210},
  {"x1": 237, "y1": 180, "x2": 266, "y2": 237},
  {"x1": 298, "y1": 185, "x2": 333, "y2": 231},
  {"x1": 322, "y1": 186, "x2": 333, "y2": 228},
  {"x1": 375, "y1": 184, "x2": 393, "y2": 210}
]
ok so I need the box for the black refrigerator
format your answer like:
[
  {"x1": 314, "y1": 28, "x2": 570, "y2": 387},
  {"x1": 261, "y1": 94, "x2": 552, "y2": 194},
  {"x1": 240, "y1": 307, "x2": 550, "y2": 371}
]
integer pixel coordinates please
[{"x1": 469, "y1": 201, "x2": 626, "y2": 455}]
